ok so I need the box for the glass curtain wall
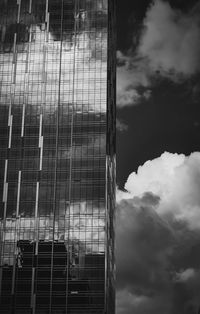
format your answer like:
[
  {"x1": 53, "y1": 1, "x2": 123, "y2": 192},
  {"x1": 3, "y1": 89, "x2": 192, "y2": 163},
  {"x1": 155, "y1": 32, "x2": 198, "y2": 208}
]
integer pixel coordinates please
[{"x1": 0, "y1": 0, "x2": 115, "y2": 313}]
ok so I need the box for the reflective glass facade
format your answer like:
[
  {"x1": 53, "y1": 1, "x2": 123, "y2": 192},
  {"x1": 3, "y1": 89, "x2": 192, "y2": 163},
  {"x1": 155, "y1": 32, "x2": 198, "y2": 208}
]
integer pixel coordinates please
[{"x1": 0, "y1": 1, "x2": 115, "y2": 313}]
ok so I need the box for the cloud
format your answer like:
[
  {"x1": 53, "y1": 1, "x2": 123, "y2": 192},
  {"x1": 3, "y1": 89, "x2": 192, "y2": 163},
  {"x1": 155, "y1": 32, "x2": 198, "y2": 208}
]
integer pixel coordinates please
[
  {"x1": 0, "y1": 0, "x2": 108, "y2": 113},
  {"x1": 116, "y1": 152, "x2": 200, "y2": 314},
  {"x1": 117, "y1": 85, "x2": 141, "y2": 107},
  {"x1": 117, "y1": 0, "x2": 200, "y2": 107},
  {"x1": 139, "y1": 0, "x2": 200, "y2": 76},
  {"x1": 175, "y1": 268, "x2": 196, "y2": 282},
  {"x1": 117, "y1": 289, "x2": 171, "y2": 314},
  {"x1": 117, "y1": 54, "x2": 152, "y2": 107},
  {"x1": 0, "y1": 27, "x2": 107, "y2": 112},
  {"x1": 143, "y1": 89, "x2": 152, "y2": 100},
  {"x1": 125, "y1": 152, "x2": 200, "y2": 230},
  {"x1": 1, "y1": 200, "x2": 105, "y2": 265},
  {"x1": 116, "y1": 119, "x2": 128, "y2": 132}
]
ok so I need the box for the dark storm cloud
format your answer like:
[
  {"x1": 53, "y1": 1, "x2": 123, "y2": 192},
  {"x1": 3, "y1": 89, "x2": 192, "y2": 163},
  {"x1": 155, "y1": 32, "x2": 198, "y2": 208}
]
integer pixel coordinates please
[
  {"x1": 116, "y1": 152, "x2": 200, "y2": 314},
  {"x1": 116, "y1": 193, "x2": 173, "y2": 291}
]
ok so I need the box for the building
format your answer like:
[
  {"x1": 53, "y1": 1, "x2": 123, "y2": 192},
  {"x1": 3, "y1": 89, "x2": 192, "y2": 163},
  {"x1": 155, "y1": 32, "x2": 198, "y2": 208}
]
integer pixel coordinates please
[{"x1": 0, "y1": 1, "x2": 116, "y2": 313}]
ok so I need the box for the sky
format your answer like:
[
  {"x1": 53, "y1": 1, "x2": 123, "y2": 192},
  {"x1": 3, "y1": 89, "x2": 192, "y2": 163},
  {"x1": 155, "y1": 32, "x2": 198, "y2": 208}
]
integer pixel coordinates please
[{"x1": 116, "y1": 0, "x2": 200, "y2": 313}]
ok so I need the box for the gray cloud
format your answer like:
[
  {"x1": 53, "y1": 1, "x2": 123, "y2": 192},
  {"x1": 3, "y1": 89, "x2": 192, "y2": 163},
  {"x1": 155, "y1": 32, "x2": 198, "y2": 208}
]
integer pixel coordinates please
[
  {"x1": 139, "y1": 0, "x2": 200, "y2": 76},
  {"x1": 116, "y1": 152, "x2": 200, "y2": 314},
  {"x1": 117, "y1": 0, "x2": 200, "y2": 107},
  {"x1": 117, "y1": 290, "x2": 172, "y2": 314},
  {"x1": 117, "y1": 54, "x2": 152, "y2": 107},
  {"x1": 116, "y1": 119, "x2": 129, "y2": 132}
]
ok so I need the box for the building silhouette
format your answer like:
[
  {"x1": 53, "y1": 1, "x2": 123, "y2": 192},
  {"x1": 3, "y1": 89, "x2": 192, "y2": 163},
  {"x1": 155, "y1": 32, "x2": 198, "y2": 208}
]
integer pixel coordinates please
[{"x1": 0, "y1": 1, "x2": 115, "y2": 313}]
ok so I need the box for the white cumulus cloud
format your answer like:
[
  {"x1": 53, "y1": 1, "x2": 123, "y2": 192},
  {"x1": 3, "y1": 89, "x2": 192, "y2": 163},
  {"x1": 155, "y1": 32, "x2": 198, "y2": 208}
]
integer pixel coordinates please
[
  {"x1": 116, "y1": 151, "x2": 200, "y2": 314},
  {"x1": 124, "y1": 151, "x2": 200, "y2": 230}
]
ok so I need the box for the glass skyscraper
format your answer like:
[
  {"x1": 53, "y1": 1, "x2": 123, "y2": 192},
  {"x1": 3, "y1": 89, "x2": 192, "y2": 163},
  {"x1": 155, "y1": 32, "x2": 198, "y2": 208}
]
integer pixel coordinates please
[{"x1": 0, "y1": 1, "x2": 115, "y2": 313}]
